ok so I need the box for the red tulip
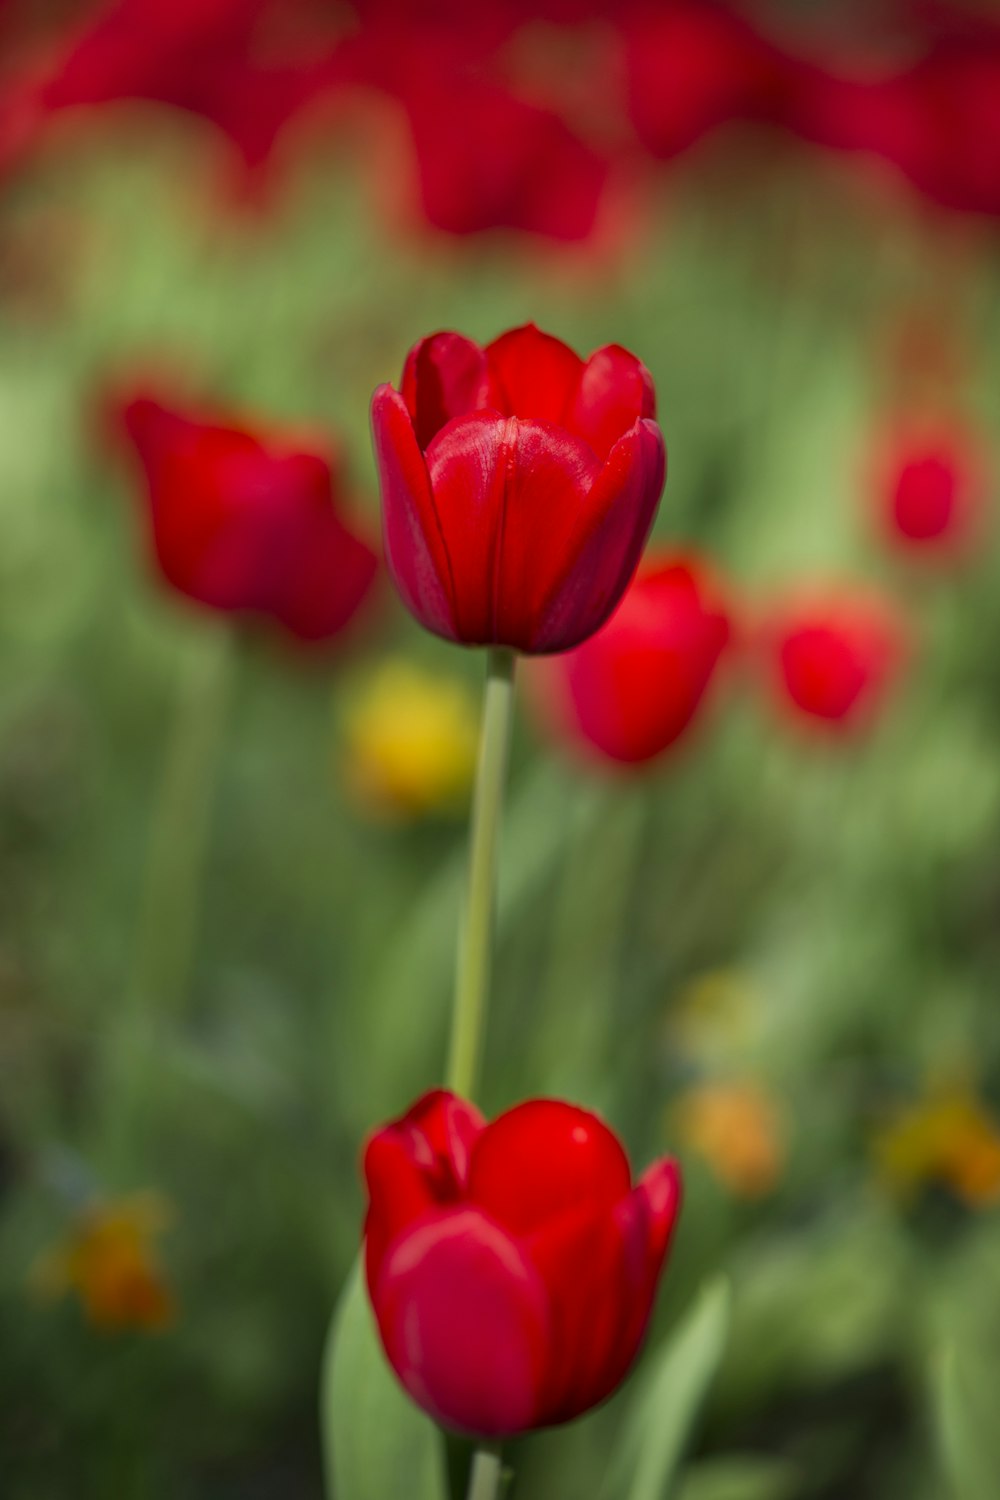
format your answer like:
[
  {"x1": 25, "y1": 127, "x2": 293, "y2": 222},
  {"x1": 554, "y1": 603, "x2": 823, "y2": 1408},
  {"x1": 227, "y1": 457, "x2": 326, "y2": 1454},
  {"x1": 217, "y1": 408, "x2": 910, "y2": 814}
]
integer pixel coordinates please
[
  {"x1": 874, "y1": 422, "x2": 985, "y2": 553},
  {"x1": 1, "y1": 0, "x2": 349, "y2": 181},
  {"x1": 786, "y1": 11, "x2": 1000, "y2": 218},
  {"x1": 403, "y1": 78, "x2": 610, "y2": 242},
  {"x1": 335, "y1": 6, "x2": 614, "y2": 241},
  {"x1": 119, "y1": 394, "x2": 378, "y2": 641},
  {"x1": 623, "y1": 0, "x2": 797, "y2": 161},
  {"x1": 364, "y1": 1088, "x2": 682, "y2": 1437},
  {"x1": 371, "y1": 324, "x2": 665, "y2": 653},
  {"x1": 765, "y1": 590, "x2": 905, "y2": 731},
  {"x1": 532, "y1": 552, "x2": 731, "y2": 766}
]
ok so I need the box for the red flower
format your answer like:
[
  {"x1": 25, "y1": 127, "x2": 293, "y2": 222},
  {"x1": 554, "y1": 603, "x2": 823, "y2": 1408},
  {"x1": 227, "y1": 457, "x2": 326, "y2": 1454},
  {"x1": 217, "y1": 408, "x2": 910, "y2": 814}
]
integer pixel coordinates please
[
  {"x1": 403, "y1": 78, "x2": 610, "y2": 242},
  {"x1": 874, "y1": 422, "x2": 984, "y2": 553},
  {"x1": 765, "y1": 590, "x2": 906, "y2": 732},
  {"x1": 623, "y1": 1, "x2": 797, "y2": 161},
  {"x1": 1, "y1": 0, "x2": 349, "y2": 182},
  {"x1": 531, "y1": 552, "x2": 731, "y2": 766},
  {"x1": 787, "y1": 12, "x2": 1000, "y2": 218},
  {"x1": 119, "y1": 394, "x2": 378, "y2": 641},
  {"x1": 364, "y1": 1089, "x2": 681, "y2": 1437},
  {"x1": 371, "y1": 324, "x2": 665, "y2": 653}
]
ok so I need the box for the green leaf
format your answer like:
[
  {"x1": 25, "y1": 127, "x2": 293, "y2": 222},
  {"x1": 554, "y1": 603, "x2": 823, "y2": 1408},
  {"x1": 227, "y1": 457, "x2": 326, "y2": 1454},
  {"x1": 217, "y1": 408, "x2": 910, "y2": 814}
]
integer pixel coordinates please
[
  {"x1": 603, "y1": 1279, "x2": 732, "y2": 1500},
  {"x1": 320, "y1": 1260, "x2": 448, "y2": 1500},
  {"x1": 674, "y1": 1456, "x2": 797, "y2": 1500},
  {"x1": 934, "y1": 1343, "x2": 1000, "y2": 1500}
]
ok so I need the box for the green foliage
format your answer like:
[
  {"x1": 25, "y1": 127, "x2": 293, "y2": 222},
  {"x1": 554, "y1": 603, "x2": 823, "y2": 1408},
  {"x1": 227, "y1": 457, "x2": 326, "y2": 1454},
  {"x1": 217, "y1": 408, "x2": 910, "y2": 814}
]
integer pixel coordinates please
[
  {"x1": 934, "y1": 1343, "x2": 1000, "y2": 1500},
  {"x1": 674, "y1": 1456, "x2": 797, "y2": 1500},
  {"x1": 2, "y1": 103, "x2": 1000, "y2": 1500},
  {"x1": 603, "y1": 1280, "x2": 731, "y2": 1500},
  {"x1": 321, "y1": 1262, "x2": 447, "y2": 1500}
]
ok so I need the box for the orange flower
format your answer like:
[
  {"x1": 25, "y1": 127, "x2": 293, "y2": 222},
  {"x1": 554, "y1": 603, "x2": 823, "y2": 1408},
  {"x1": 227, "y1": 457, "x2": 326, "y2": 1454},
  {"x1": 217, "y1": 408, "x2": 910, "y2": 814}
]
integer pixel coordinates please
[
  {"x1": 674, "y1": 1080, "x2": 785, "y2": 1199},
  {"x1": 32, "y1": 1193, "x2": 174, "y2": 1333}
]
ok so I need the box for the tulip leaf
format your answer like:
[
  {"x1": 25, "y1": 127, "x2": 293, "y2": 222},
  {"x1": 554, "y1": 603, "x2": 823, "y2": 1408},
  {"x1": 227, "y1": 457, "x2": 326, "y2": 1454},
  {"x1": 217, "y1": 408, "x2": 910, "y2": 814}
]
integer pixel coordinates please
[
  {"x1": 603, "y1": 1278, "x2": 732, "y2": 1500},
  {"x1": 320, "y1": 1260, "x2": 448, "y2": 1500},
  {"x1": 674, "y1": 1456, "x2": 797, "y2": 1500},
  {"x1": 934, "y1": 1343, "x2": 1000, "y2": 1500}
]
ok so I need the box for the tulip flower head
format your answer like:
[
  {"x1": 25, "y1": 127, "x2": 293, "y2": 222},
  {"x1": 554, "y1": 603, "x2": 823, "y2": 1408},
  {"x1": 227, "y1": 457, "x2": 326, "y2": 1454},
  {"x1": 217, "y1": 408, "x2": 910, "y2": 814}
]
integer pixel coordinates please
[
  {"x1": 624, "y1": 0, "x2": 795, "y2": 161},
  {"x1": 765, "y1": 589, "x2": 906, "y2": 733},
  {"x1": 118, "y1": 393, "x2": 378, "y2": 642},
  {"x1": 364, "y1": 1089, "x2": 681, "y2": 1437},
  {"x1": 2, "y1": 0, "x2": 350, "y2": 185},
  {"x1": 793, "y1": 16, "x2": 1000, "y2": 220},
  {"x1": 371, "y1": 323, "x2": 665, "y2": 653},
  {"x1": 875, "y1": 423, "x2": 985, "y2": 554},
  {"x1": 531, "y1": 552, "x2": 730, "y2": 766},
  {"x1": 404, "y1": 79, "x2": 610, "y2": 241}
]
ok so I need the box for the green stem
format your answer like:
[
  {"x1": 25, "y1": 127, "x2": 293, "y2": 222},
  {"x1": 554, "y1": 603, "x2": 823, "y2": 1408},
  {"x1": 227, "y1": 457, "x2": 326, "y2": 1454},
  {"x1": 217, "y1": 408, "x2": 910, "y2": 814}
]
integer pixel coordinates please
[
  {"x1": 133, "y1": 630, "x2": 235, "y2": 1015},
  {"x1": 104, "y1": 628, "x2": 236, "y2": 1160},
  {"x1": 446, "y1": 648, "x2": 516, "y2": 1101},
  {"x1": 534, "y1": 781, "x2": 645, "y2": 1106},
  {"x1": 467, "y1": 1443, "x2": 505, "y2": 1500}
]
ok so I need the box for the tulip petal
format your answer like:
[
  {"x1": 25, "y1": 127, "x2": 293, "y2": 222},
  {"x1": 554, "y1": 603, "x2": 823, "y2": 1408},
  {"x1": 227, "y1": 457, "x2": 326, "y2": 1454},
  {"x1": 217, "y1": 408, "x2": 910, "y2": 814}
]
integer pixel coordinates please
[
  {"x1": 532, "y1": 417, "x2": 666, "y2": 652},
  {"x1": 371, "y1": 384, "x2": 458, "y2": 641},
  {"x1": 153, "y1": 434, "x2": 303, "y2": 613},
  {"x1": 525, "y1": 1158, "x2": 682, "y2": 1425},
  {"x1": 485, "y1": 324, "x2": 584, "y2": 424},
  {"x1": 623, "y1": 1157, "x2": 683, "y2": 1275},
  {"x1": 396, "y1": 1088, "x2": 487, "y2": 1188},
  {"x1": 554, "y1": 558, "x2": 730, "y2": 763},
  {"x1": 569, "y1": 344, "x2": 657, "y2": 462},
  {"x1": 424, "y1": 413, "x2": 602, "y2": 648},
  {"x1": 273, "y1": 516, "x2": 377, "y2": 642},
  {"x1": 525, "y1": 1200, "x2": 637, "y2": 1424},
  {"x1": 363, "y1": 1091, "x2": 487, "y2": 1292},
  {"x1": 257, "y1": 452, "x2": 377, "y2": 641},
  {"x1": 401, "y1": 332, "x2": 498, "y2": 450},
  {"x1": 364, "y1": 1133, "x2": 442, "y2": 1293},
  {"x1": 468, "y1": 1099, "x2": 631, "y2": 1235},
  {"x1": 609, "y1": 1158, "x2": 683, "y2": 1388},
  {"x1": 373, "y1": 1208, "x2": 551, "y2": 1436}
]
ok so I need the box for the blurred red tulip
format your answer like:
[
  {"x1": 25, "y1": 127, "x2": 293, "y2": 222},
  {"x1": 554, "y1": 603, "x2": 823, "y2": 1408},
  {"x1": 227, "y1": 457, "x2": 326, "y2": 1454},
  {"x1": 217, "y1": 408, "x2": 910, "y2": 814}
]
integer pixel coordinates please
[
  {"x1": 788, "y1": 9, "x2": 1000, "y2": 218},
  {"x1": 364, "y1": 1088, "x2": 682, "y2": 1436},
  {"x1": 874, "y1": 421, "x2": 985, "y2": 554},
  {"x1": 119, "y1": 393, "x2": 378, "y2": 642},
  {"x1": 371, "y1": 323, "x2": 665, "y2": 653},
  {"x1": 531, "y1": 552, "x2": 731, "y2": 766},
  {"x1": 1, "y1": 0, "x2": 350, "y2": 180},
  {"x1": 338, "y1": 5, "x2": 615, "y2": 242},
  {"x1": 623, "y1": 0, "x2": 796, "y2": 161},
  {"x1": 765, "y1": 589, "x2": 906, "y2": 732},
  {"x1": 404, "y1": 78, "x2": 610, "y2": 241}
]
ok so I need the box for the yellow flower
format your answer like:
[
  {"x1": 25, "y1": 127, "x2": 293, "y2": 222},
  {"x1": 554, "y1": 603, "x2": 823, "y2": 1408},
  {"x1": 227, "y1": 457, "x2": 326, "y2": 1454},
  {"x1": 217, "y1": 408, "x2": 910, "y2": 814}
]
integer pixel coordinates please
[
  {"x1": 674, "y1": 1080, "x2": 786, "y2": 1199},
  {"x1": 31, "y1": 1192, "x2": 174, "y2": 1333},
  {"x1": 341, "y1": 660, "x2": 479, "y2": 820},
  {"x1": 874, "y1": 1085, "x2": 1000, "y2": 1208}
]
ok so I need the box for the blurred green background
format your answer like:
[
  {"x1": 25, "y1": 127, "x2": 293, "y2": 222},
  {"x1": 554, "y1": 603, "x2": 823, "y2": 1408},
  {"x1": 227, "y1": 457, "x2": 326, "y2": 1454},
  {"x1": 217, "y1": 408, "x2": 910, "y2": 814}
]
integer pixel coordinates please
[{"x1": 2, "y1": 109, "x2": 1000, "y2": 1500}]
